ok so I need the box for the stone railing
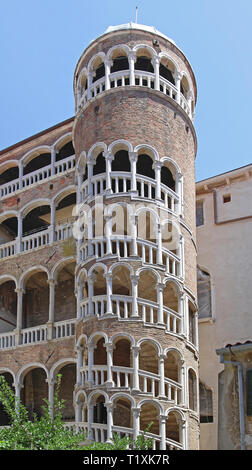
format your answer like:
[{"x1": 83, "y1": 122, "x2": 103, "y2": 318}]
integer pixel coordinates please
[
  {"x1": 0, "y1": 318, "x2": 76, "y2": 350},
  {"x1": 0, "y1": 155, "x2": 75, "y2": 199},
  {"x1": 78, "y1": 69, "x2": 192, "y2": 121},
  {"x1": 80, "y1": 172, "x2": 179, "y2": 213}
]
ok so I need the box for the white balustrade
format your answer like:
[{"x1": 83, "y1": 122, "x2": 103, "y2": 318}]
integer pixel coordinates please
[
  {"x1": 0, "y1": 331, "x2": 16, "y2": 349},
  {"x1": 54, "y1": 222, "x2": 73, "y2": 241},
  {"x1": 22, "y1": 229, "x2": 50, "y2": 251},
  {"x1": 63, "y1": 422, "x2": 88, "y2": 434},
  {"x1": 21, "y1": 325, "x2": 47, "y2": 345},
  {"x1": 0, "y1": 155, "x2": 75, "y2": 199},
  {"x1": 53, "y1": 319, "x2": 75, "y2": 339},
  {"x1": 78, "y1": 68, "x2": 192, "y2": 121},
  {"x1": 0, "y1": 240, "x2": 16, "y2": 259}
]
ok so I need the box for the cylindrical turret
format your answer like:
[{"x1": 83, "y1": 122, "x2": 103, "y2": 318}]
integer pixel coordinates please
[{"x1": 73, "y1": 23, "x2": 199, "y2": 450}]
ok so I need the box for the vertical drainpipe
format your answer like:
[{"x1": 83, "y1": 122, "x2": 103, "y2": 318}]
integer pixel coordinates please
[{"x1": 219, "y1": 354, "x2": 246, "y2": 450}]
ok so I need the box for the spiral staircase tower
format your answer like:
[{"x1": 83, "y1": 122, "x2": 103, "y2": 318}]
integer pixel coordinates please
[{"x1": 73, "y1": 23, "x2": 199, "y2": 450}]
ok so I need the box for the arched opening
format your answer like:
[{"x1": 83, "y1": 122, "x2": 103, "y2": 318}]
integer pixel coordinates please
[
  {"x1": 0, "y1": 215, "x2": 18, "y2": 250},
  {"x1": 0, "y1": 372, "x2": 15, "y2": 426},
  {"x1": 161, "y1": 222, "x2": 179, "y2": 256},
  {"x1": 159, "y1": 58, "x2": 175, "y2": 85},
  {"x1": 21, "y1": 367, "x2": 47, "y2": 420},
  {"x1": 136, "y1": 154, "x2": 155, "y2": 180},
  {"x1": 93, "y1": 152, "x2": 106, "y2": 176},
  {"x1": 113, "y1": 397, "x2": 132, "y2": 429},
  {"x1": 138, "y1": 270, "x2": 157, "y2": 303},
  {"x1": 188, "y1": 369, "x2": 197, "y2": 412},
  {"x1": 56, "y1": 141, "x2": 74, "y2": 162},
  {"x1": 110, "y1": 49, "x2": 129, "y2": 74},
  {"x1": 23, "y1": 270, "x2": 49, "y2": 328},
  {"x1": 94, "y1": 337, "x2": 107, "y2": 366},
  {"x1": 163, "y1": 281, "x2": 179, "y2": 313},
  {"x1": 112, "y1": 265, "x2": 132, "y2": 296},
  {"x1": 164, "y1": 351, "x2": 180, "y2": 383},
  {"x1": 93, "y1": 266, "x2": 107, "y2": 297},
  {"x1": 161, "y1": 165, "x2": 175, "y2": 191},
  {"x1": 92, "y1": 57, "x2": 105, "y2": 84},
  {"x1": 113, "y1": 338, "x2": 131, "y2": 388},
  {"x1": 135, "y1": 50, "x2": 154, "y2": 74},
  {"x1": 139, "y1": 341, "x2": 159, "y2": 396},
  {"x1": 76, "y1": 392, "x2": 87, "y2": 423},
  {"x1": 23, "y1": 153, "x2": 51, "y2": 176},
  {"x1": 111, "y1": 150, "x2": 131, "y2": 173},
  {"x1": 140, "y1": 402, "x2": 159, "y2": 438},
  {"x1": 0, "y1": 280, "x2": 17, "y2": 333},
  {"x1": 166, "y1": 411, "x2": 181, "y2": 444},
  {"x1": 181, "y1": 75, "x2": 189, "y2": 98},
  {"x1": 188, "y1": 301, "x2": 196, "y2": 345},
  {"x1": 55, "y1": 192, "x2": 76, "y2": 226},
  {"x1": 22, "y1": 205, "x2": 51, "y2": 237},
  {"x1": 93, "y1": 394, "x2": 107, "y2": 424},
  {"x1": 0, "y1": 165, "x2": 19, "y2": 186},
  {"x1": 54, "y1": 262, "x2": 76, "y2": 322},
  {"x1": 137, "y1": 210, "x2": 157, "y2": 245},
  {"x1": 58, "y1": 363, "x2": 76, "y2": 421}
]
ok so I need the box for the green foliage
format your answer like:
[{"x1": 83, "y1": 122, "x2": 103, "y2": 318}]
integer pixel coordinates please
[{"x1": 0, "y1": 374, "x2": 153, "y2": 450}]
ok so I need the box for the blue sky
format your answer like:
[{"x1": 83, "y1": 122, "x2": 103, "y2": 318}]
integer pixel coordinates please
[{"x1": 1, "y1": 0, "x2": 252, "y2": 181}]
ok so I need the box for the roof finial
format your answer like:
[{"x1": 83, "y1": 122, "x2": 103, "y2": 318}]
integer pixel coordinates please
[{"x1": 135, "y1": 6, "x2": 138, "y2": 24}]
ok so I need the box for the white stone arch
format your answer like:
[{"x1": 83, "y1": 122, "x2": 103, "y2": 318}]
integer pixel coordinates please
[
  {"x1": 162, "y1": 276, "x2": 183, "y2": 295},
  {"x1": 110, "y1": 332, "x2": 135, "y2": 348},
  {"x1": 136, "y1": 266, "x2": 161, "y2": 284},
  {"x1": 132, "y1": 43, "x2": 157, "y2": 60},
  {"x1": 111, "y1": 392, "x2": 136, "y2": 408},
  {"x1": 50, "y1": 256, "x2": 76, "y2": 282},
  {"x1": 107, "y1": 44, "x2": 132, "y2": 61},
  {"x1": 163, "y1": 346, "x2": 184, "y2": 363},
  {"x1": 21, "y1": 146, "x2": 51, "y2": 167},
  {"x1": 77, "y1": 150, "x2": 87, "y2": 173},
  {"x1": 77, "y1": 67, "x2": 88, "y2": 91},
  {"x1": 87, "y1": 331, "x2": 109, "y2": 346},
  {"x1": 138, "y1": 397, "x2": 164, "y2": 415},
  {"x1": 187, "y1": 366, "x2": 199, "y2": 413},
  {"x1": 87, "y1": 389, "x2": 109, "y2": 405},
  {"x1": 0, "y1": 210, "x2": 18, "y2": 224},
  {"x1": 87, "y1": 141, "x2": 107, "y2": 162},
  {"x1": 158, "y1": 52, "x2": 179, "y2": 75},
  {"x1": 160, "y1": 156, "x2": 181, "y2": 179},
  {"x1": 49, "y1": 358, "x2": 77, "y2": 382},
  {"x1": 20, "y1": 198, "x2": 51, "y2": 218},
  {"x1": 135, "y1": 205, "x2": 160, "y2": 223},
  {"x1": 108, "y1": 261, "x2": 134, "y2": 277},
  {"x1": 76, "y1": 267, "x2": 88, "y2": 287},
  {"x1": 76, "y1": 333, "x2": 88, "y2": 348},
  {"x1": 16, "y1": 362, "x2": 49, "y2": 386},
  {"x1": 180, "y1": 71, "x2": 194, "y2": 97},
  {"x1": 88, "y1": 262, "x2": 108, "y2": 278},
  {"x1": 134, "y1": 143, "x2": 159, "y2": 162},
  {"x1": 0, "y1": 274, "x2": 18, "y2": 288},
  {"x1": 87, "y1": 51, "x2": 107, "y2": 74},
  {"x1": 0, "y1": 159, "x2": 19, "y2": 175},
  {"x1": 166, "y1": 406, "x2": 186, "y2": 421},
  {"x1": 137, "y1": 336, "x2": 163, "y2": 355},
  {"x1": 108, "y1": 139, "x2": 133, "y2": 155},
  {"x1": 19, "y1": 265, "x2": 50, "y2": 290},
  {"x1": 53, "y1": 185, "x2": 76, "y2": 208},
  {"x1": 75, "y1": 389, "x2": 88, "y2": 404},
  {"x1": 0, "y1": 367, "x2": 16, "y2": 384},
  {"x1": 53, "y1": 132, "x2": 73, "y2": 153}
]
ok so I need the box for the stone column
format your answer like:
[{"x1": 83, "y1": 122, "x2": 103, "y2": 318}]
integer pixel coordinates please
[
  {"x1": 47, "y1": 279, "x2": 56, "y2": 340},
  {"x1": 49, "y1": 203, "x2": 55, "y2": 244},
  {"x1": 104, "y1": 214, "x2": 112, "y2": 255},
  {"x1": 153, "y1": 161, "x2": 162, "y2": 201},
  {"x1": 87, "y1": 159, "x2": 94, "y2": 196},
  {"x1": 77, "y1": 346, "x2": 84, "y2": 387},
  {"x1": 128, "y1": 51, "x2": 136, "y2": 86},
  {"x1": 87, "y1": 404, "x2": 94, "y2": 440},
  {"x1": 105, "y1": 59, "x2": 112, "y2": 90},
  {"x1": 105, "y1": 273, "x2": 113, "y2": 315},
  {"x1": 187, "y1": 90, "x2": 193, "y2": 119},
  {"x1": 19, "y1": 161, "x2": 23, "y2": 190},
  {"x1": 105, "y1": 343, "x2": 114, "y2": 387},
  {"x1": 152, "y1": 56, "x2": 160, "y2": 91},
  {"x1": 158, "y1": 354, "x2": 166, "y2": 398},
  {"x1": 16, "y1": 214, "x2": 23, "y2": 253},
  {"x1": 88, "y1": 276, "x2": 94, "y2": 316},
  {"x1": 105, "y1": 402, "x2": 113, "y2": 441},
  {"x1": 175, "y1": 172, "x2": 183, "y2": 216},
  {"x1": 180, "y1": 360, "x2": 186, "y2": 406},
  {"x1": 76, "y1": 282, "x2": 83, "y2": 320},
  {"x1": 160, "y1": 415, "x2": 167, "y2": 450},
  {"x1": 130, "y1": 275, "x2": 139, "y2": 318},
  {"x1": 104, "y1": 151, "x2": 114, "y2": 195},
  {"x1": 132, "y1": 407, "x2": 141, "y2": 440},
  {"x1": 156, "y1": 283, "x2": 164, "y2": 325},
  {"x1": 132, "y1": 346, "x2": 140, "y2": 392},
  {"x1": 14, "y1": 381, "x2": 23, "y2": 414},
  {"x1": 88, "y1": 344, "x2": 95, "y2": 386},
  {"x1": 51, "y1": 148, "x2": 56, "y2": 176},
  {"x1": 129, "y1": 151, "x2": 138, "y2": 195},
  {"x1": 47, "y1": 378, "x2": 56, "y2": 419},
  {"x1": 157, "y1": 223, "x2": 163, "y2": 265},
  {"x1": 174, "y1": 71, "x2": 182, "y2": 104},
  {"x1": 87, "y1": 71, "x2": 93, "y2": 100},
  {"x1": 15, "y1": 287, "x2": 24, "y2": 330},
  {"x1": 130, "y1": 215, "x2": 138, "y2": 257}
]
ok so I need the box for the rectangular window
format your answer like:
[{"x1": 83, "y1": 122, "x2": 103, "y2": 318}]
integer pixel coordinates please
[
  {"x1": 196, "y1": 200, "x2": 204, "y2": 226},
  {"x1": 223, "y1": 194, "x2": 231, "y2": 204}
]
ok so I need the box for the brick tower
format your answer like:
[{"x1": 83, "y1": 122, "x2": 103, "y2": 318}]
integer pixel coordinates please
[{"x1": 73, "y1": 23, "x2": 199, "y2": 450}]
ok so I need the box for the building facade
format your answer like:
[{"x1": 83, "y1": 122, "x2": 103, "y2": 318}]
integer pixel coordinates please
[
  {"x1": 196, "y1": 164, "x2": 252, "y2": 450},
  {"x1": 0, "y1": 23, "x2": 200, "y2": 449}
]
